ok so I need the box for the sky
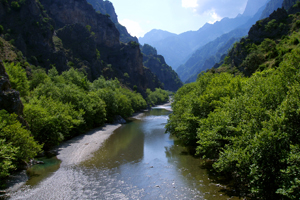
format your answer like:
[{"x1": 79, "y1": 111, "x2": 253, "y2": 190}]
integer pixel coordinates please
[{"x1": 110, "y1": 0, "x2": 249, "y2": 38}]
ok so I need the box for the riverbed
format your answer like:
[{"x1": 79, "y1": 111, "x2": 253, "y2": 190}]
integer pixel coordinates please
[{"x1": 7, "y1": 105, "x2": 238, "y2": 200}]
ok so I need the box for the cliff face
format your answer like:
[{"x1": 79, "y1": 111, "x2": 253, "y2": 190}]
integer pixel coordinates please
[
  {"x1": 38, "y1": 0, "x2": 162, "y2": 93},
  {"x1": 0, "y1": 0, "x2": 68, "y2": 70},
  {"x1": 40, "y1": 0, "x2": 120, "y2": 48},
  {"x1": 86, "y1": 0, "x2": 118, "y2": 23},
  {"x1": 283, "y1": 0, "x2": 299, "y2": 9},
  {"x1": 86, "y1": 0, "x2": 138, "y2": 43},
  {"x1": 141, "y1": 44, "x2": 183, "y2": 91}
]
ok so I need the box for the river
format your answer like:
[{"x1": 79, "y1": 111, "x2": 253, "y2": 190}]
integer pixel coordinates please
[{"x1": 8, "y1": 105, "x2": 239, "y2": 200}]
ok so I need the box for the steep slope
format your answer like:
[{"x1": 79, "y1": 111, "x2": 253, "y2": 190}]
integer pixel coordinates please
[
  {"x1": 282, "y1": 0, "x2": 299, "y2": 9},
  {"x1": 0, "y1": 0, "x2": 68, "y2": 72},
  {"x1": 40, "y1": 0, "x2": 162, "y2": 93},
  {"x1": 243, "y1": 0, "x2": 269, "y2": 16},
  {"x1": 176, "y1": 29, "x2": 247, "y2": 82},
  {"x1": 177, "y1": 2, "x2": 269, "y2": 83},
  {"x1": 214, "y1": 1, "x2": 300, "y2": 76},
  {"x1": 260, "y1": 0, "x2": 284, "y2": 19},
  {"x1": 141, "y1": 44, "x2": 183, "y2": 91},
  {"x1": 86, "y1": 0, "x2": 138, "y2": 43}
]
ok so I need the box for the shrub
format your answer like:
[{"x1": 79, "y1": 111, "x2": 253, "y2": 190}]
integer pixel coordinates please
[
  {"x1": 4, "y1": 62, "x2": 30, "y2": 97},
  {"x1": 0, "y1": 110, "x2": 42, "y2": 181}
]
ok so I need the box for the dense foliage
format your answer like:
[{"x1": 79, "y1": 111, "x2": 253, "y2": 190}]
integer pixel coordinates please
[
  {"x1": 1, "y1": 63, "x2": 168, "y2": 182},
  {"x1": 166, "y1": 10, "x2": 300, "y2": 200},
  {"x1": 0, "y1": 110, "x2": 42, "y2": 181}
]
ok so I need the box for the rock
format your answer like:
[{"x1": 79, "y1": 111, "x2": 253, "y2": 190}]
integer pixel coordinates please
[
  {"x1": 29, "y1": 159, "x2": 44, "y2": 166},
  {"x1": 113, "y1": 115, "x2": 126, "y2": 124}
]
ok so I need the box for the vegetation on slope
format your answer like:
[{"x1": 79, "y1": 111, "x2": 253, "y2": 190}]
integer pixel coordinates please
[{"x1": 166, "y1": 3, "x2": 300, "y2": 199}]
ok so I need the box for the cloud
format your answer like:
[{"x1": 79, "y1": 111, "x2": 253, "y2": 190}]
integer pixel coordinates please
[
  {"x1": 119, "y1": 19, "x2": 145, "y2": 38},
  {"x1": 195, "y1": 0, "x2": 248, "y2": 18},
  {"x1": 205, "y1": 9, "x2": 222, "y2": 24},
  {"x1": 182, "y1": 0, "x2": 198, "y2": 8}
]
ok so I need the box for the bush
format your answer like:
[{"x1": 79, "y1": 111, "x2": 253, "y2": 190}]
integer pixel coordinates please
[
  {"x1": 0, "y1": 110, "x2": 42, "y2": 181},
  {"x1": 4, "y1": 62, "x2": 29, "y2": 97},
  {"x1": 24, "y1": 97, "x2": 85, "y2": 148}
]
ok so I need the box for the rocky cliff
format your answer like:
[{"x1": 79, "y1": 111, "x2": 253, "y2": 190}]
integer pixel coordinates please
[
  {"x1": 141, "y1": 44, "x2": 182, "y2": 91},
  {"x1": 40, "y1": 0, "x2": 120, "y2": 48},
  {"x1": 86, "y1": 0, "x2": 138, "y2": 43},
  {"x1": 0, "y1": 0, "x2": 68, "y2": 71}
]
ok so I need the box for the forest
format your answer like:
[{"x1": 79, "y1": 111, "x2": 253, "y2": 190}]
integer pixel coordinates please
[
  {"x1": 166, "y1": 4, "x2": 300, "y2": 200},
  {"x1": 0, "y1": 62, "x2": 169, "y2": 185}
]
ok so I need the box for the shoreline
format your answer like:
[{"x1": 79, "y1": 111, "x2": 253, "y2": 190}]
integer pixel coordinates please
[
  {"x1": 3, "y1": 124, "x2": 122, "y2": 194},
  {"x1": 55, "y1": 124, "x2": 122, "y2": 167},
  {"x1": 3, "y1": 101, "x2": 172, "y2": 194}
]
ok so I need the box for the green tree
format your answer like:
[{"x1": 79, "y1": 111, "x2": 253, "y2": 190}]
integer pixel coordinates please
[
  {"x1": 0, "y1": 110, "x2": 42, "y2": 181},
  {"x1": 4, "y1": 62, "x2": 29, "y2": 97}
]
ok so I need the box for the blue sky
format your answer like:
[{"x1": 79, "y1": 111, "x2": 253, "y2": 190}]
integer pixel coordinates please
[{"x1": 110, "y1": 0, "x2": 249, "y2": 38}]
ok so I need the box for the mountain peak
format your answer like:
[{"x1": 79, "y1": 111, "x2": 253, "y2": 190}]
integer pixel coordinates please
[{"x1": 139, "y1": 29, "x2": 177, "y2": 45}]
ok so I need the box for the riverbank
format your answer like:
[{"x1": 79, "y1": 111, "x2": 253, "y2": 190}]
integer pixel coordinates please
[
  {"x1": 55, "y1": 124, "x2": 122, "y2": 167},
  {"x1": 3, "y1": 102, "x2": 172, "y2": 194},
  {"x1": 3, "y1": 124, "x2": 122, "y2": 194}
]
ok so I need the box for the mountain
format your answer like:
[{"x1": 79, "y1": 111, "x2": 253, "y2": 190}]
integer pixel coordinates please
[
  {"x1": 243, "y1": 0, "x2": 269, "y2": 16},
  {"x1": 86, "y1": 0, "x2": 138, "y2": 43},
  {"x1": 178, "y1": 31, "x2": 245, "y2": 83},
  {"x1": 282, "y1": 0, "x2": 299, "y2": 9},
  {"x1": 139, "y1": 15, "x2": 252, "y2": 70},
  {"x1": 260, "y1": 0, "x2": 284, "y2": 19},
  {"x1": 139, "y1": 29, "x2": 177, "y2": 45},
  {"x1": 177, "y1": 1, "x2": 268, "y2": 83},
  {"x1": 141, "y1": 44, "x2": 183, "y2": 91}
]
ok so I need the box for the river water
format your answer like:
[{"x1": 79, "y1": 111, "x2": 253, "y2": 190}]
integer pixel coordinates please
[{"x1": 8, "y1": 105, "x2": 238, "y2": 200}]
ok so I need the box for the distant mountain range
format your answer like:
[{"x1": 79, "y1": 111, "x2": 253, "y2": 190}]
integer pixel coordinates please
[
  {"x1": 139, "y1": 0, "x2": 287, "y2": 83},
  {"x1": 139, "y1": 0, "x2": 269, "y2": 71}
]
